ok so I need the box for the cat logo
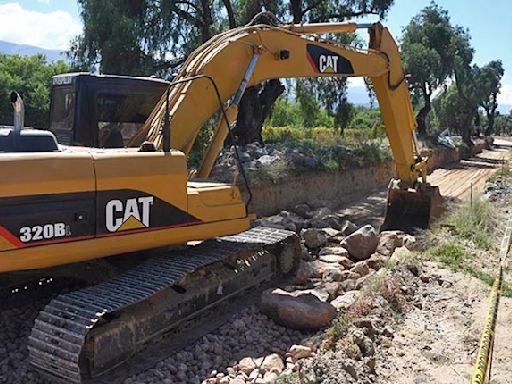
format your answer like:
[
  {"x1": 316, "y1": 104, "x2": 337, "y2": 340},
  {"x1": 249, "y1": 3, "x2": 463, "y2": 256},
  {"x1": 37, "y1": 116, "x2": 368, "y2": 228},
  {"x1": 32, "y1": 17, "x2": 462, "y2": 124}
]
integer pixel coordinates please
[
  {"x1": 106, "y1": 196, "x2": 154, "y2": 233},
  {"x1": 306, "y1": 44, "x2": 354, "y2": 75},
  {"x1": 318, "y1": 55, "x2": 339, "y2": 73}
]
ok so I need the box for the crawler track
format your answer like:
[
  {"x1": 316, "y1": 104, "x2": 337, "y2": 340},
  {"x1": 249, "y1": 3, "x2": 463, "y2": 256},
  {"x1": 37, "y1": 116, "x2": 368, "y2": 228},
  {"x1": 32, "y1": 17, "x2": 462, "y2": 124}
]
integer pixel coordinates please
[{"x1": 27, "y1": 227, "x2": 300, "y2": 383}]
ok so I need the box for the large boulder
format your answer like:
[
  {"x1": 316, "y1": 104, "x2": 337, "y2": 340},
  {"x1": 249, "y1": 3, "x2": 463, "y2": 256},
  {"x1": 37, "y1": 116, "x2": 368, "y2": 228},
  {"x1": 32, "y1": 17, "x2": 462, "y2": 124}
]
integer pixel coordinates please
[
  {"x1": 260, "y1": 288, "x2": 337, "y2": 329},
  {"x1": 341, "y1": 225, "x2": 379, "y2": 261}
]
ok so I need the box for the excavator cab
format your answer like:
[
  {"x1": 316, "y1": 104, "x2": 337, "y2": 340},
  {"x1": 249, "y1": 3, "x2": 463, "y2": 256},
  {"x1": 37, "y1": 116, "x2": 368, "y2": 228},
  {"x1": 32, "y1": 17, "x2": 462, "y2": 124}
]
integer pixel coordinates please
[{"x1": 49, "y1": 73, "x2": 169, "y2": 148}]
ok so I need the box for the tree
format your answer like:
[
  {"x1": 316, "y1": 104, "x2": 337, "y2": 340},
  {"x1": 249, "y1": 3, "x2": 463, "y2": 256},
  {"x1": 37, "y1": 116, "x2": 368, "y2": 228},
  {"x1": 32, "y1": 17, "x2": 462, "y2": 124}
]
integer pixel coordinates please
[
  {"x1": 71, "y1": 0, "x2": 394, "y2": 145},
  {"x1": 401, "y1": 2, "x2": 456, "y2": 136},
  {"x1": 0, "y1": 54, "x2": 71, "y2": 129},
  {"x1": 476, "y1": 60, "x2": 504, "y2": 136}
]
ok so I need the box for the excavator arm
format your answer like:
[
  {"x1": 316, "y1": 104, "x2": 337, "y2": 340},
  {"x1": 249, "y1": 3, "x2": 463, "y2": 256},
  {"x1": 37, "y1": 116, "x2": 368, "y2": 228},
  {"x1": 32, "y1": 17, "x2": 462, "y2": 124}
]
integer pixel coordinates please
[
  {"x1": 133, "y1": 22, "x2": 422, "y2": 188},
  {"x1": 131, "y1": 21, "x2": 443, "y2": 231}
]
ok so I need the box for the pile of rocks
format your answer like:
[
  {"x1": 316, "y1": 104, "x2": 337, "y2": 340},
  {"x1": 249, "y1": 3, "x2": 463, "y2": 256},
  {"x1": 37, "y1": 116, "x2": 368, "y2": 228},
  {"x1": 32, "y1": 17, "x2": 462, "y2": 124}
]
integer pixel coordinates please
[
  {"x1": 209, "y1": 143, "x2": 320, "y2": 182},
  {"x1": 250, "y1": 202, "x2": 418, "y2": 383},
  {"x1": 484, "y1": 177, "x2": 512, "y2": 201}
]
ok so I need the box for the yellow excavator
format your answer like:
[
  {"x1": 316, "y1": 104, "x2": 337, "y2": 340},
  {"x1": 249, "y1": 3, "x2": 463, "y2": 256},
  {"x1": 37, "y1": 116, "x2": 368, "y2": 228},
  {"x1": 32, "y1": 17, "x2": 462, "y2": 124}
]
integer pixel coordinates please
[{"x1": 0, "y1": 17, "x2": 441, "y2": 383}]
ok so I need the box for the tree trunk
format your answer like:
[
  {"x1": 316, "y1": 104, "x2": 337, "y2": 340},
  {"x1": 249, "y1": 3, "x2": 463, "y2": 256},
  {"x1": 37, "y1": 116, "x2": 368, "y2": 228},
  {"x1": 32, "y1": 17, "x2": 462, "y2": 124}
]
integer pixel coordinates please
[
  {"x1": 415, "y1": 85, "x2": 430, "y2": 137},
  {"x1": 232, "y1": 79, "x2": 285, "y2": 145},
  {"x1": 484, "y1": 92, "x2": 498, "y2": 136},
  {"x1": 289, "y1": 0, "x2": 303, "y2": 23}
]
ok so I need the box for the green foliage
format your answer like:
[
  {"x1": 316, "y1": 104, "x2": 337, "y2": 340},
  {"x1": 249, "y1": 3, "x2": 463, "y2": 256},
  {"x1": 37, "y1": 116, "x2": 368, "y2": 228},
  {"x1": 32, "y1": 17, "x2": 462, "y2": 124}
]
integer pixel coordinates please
[
  {"x1": 325, "y1": 314, "x2": 352, "y2": 348},
  {"x1": 0, "y1": 54, "x2": 71, "y2": 129},
  {"x1": 262, "y1": 125, "x2": 391, "y2": 171},
  {"x1": 267, "y1": 98, "x2": 303, "y2": 128},
  {"x1": 275, "y1": 373, "x2": 299, "y2": 384},
  {"x1": 401, "y1": 3, "x2": 455, "y2": 93},
  {"x1": 430, "y1": 242, "x2": 467, "y2": 269},
  {"x1": 446, "y1": 200, "x2": 495, "y2": 250}
]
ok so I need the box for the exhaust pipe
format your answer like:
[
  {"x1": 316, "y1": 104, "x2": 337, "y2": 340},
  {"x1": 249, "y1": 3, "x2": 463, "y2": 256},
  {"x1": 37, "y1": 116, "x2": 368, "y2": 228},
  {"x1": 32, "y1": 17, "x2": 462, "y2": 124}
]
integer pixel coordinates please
[{"x1": 10, "y1": 91, "x2": 24, "y2": 133}]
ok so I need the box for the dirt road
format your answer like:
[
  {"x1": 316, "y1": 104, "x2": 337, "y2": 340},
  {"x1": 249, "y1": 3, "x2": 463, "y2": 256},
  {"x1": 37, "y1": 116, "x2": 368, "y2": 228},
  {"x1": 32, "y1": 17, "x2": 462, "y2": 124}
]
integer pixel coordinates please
[{"x1": 339, "y1": 146, "x2": 511, "y2": 228}]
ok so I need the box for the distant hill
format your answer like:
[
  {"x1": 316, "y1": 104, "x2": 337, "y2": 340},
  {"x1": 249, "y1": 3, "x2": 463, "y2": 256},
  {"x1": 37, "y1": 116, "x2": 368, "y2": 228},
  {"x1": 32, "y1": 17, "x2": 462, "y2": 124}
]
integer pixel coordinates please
[{"x1": 0, "y1": 40, "x2": 67, "y2": 62}]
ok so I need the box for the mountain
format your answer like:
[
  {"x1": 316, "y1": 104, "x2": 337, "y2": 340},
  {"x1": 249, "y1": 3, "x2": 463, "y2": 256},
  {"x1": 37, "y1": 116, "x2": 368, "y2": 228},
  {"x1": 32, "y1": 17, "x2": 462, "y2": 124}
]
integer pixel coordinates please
[{"x1": 0, "y1": 40, "x2": 67, "y2": 62}]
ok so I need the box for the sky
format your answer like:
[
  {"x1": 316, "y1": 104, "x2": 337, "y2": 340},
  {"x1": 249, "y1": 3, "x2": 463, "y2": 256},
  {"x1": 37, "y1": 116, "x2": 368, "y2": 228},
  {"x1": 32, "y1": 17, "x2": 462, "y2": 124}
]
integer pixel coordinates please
[{"x1": 0, "y1": 0, "x2": 510, "y2": 110}]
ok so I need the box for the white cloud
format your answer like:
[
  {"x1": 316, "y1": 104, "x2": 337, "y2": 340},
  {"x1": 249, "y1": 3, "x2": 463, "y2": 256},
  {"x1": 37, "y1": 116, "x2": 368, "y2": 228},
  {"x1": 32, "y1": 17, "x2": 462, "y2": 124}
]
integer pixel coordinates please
[
  {"x1": 347, "y1": 77, "x2": 366, "y2": 88},
  {"x1": 498, "y1": 77, "x2": 512, "y2": 109},
  {"x1": 37, "y1": 0, "x2": 50, "y2": 4},
  {"x1": 0, "y1": 3, "x2": 81, "y2": 50}
]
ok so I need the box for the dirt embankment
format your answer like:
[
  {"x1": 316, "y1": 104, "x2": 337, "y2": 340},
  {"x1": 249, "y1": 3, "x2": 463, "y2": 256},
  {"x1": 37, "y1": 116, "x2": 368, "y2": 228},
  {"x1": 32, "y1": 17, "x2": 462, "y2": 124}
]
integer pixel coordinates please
[{"x1": 247, "y1": 141, "x2": 489, "y2": 218}]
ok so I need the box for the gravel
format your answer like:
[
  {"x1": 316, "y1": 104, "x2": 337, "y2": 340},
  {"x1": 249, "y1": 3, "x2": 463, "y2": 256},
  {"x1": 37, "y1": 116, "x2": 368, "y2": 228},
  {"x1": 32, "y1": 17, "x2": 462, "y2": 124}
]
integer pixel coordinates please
[{"x1": 0, "y1": 299, "x2": 51, "y2": 384}]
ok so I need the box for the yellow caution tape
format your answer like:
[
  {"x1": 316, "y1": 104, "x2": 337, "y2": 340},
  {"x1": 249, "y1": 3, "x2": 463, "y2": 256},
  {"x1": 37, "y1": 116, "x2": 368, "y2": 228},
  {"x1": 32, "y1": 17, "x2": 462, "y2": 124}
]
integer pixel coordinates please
[{"x1": 471, "y1": 219, "x2": 512, "y2": 384}]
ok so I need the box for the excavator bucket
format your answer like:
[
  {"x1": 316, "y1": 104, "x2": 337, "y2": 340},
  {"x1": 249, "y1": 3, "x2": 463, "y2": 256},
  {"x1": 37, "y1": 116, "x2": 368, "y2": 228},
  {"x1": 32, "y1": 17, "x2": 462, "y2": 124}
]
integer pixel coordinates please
[{"x1": 381, "y1": 179, "x2": 445, "y2": 233}]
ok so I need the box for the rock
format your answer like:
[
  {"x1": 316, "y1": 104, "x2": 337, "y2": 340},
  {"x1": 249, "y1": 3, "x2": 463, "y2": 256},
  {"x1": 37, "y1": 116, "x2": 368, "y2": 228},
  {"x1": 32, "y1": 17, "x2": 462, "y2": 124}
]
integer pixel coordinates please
[
  {"x1": 308, "y1": 207, "x2": 331, "y2": 219},
  {"x1": 330, "y1": 291, "x2": 360, "y2": 311},
  {"x1": 256, "y1": 154, "x2": 278, "y2": 166},
  {"x1": 376, "y1": 230, "x2": 404, "y2": 256},
  {"x1": 366, "y1": 253, "x2": 387, "y2": 270},
  {"x1": 295, "y1": 261, "x2": 315, "y2": 284},
  {"x1": 260, "y1": 288, "x2": 337, "y2": 330},
  {"x1": 294, "y1": 203, "x2": 311, "y2": 217},
  {"x1": 343, "y1": 362, "x2": 358, "y2": 379},
  {"x1": 318, "y1": 254, "x2": 348, "y2": 263},
  {"x1": 341, "y1": 225, "x2": 379, "y2": 261},
  {"x1": 322, "y1": 215, "x2": 342, "y2": 230},
  {"x1": 365, "y1": 356, "x2": 377, "y2": 372},
  {"x1": 390, "y1": 245, "x2": 414, "y2": 262},
  {"x1": 262, "y1": 372, "x2": 278, "y2": 383},
  {"x1": 360, "y1": 336, "x2": 375, "y2": 356},
  {"x1": 288, "y1": 344, "x2": 312, "y2": 360},
  {"x1": 352, "y1": 261, "x2": 371, "y2": 277},
  {"x1": 319, "y1": 227, "x2": 340, "y2": 238},
  {"x1": 403, "y1": 234, "x2": 418, "y2": 251},
  {"x1": 238, "y1": 151, "x2": 251, "y2": 163},
  {"x1": 310, "y1": 260, "x2": 341, "y2": 278},
  {"x1": 309, "y1": 218, "x2": 331, "y2": 228},
  {"x1": 319, "y1": 246, "x2": 349, "y2": 257},
  {"x1": 299, "y1": 287, "x2": 330, "y2": 302},
  {"x1": 237, "y1": 357, "x2": 256, "y2": 374},
  {"x1": 260, "y1": 353, "x2": 285, "y2": 374},
  {"x1": 324, "y1": 282, "x2": 341, "y2": 300},
  {"x1": 340, "y1": 270, "x2": 360, "y2": 280},
  {"x1": 302, "y1": 228, "x2": 328, "y2": 249},
  {"x1": 322, "y1": 268, "x2": 345, "y2": 283},
  {"x1": 340, "y1": 220, "x2": 358, "y2": 236},
  {"x1": 339, "y1": 278, "x2": 356, "y2": 292}
]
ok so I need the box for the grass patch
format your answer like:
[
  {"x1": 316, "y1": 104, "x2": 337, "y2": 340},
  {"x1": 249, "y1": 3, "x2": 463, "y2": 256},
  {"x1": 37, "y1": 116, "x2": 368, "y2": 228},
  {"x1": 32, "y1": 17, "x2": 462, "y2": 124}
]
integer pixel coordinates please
[
  {"x1": 430, "y1": 242, "x2": 469, "y2": 269},
  {"x1": 275, "y1": 373, "x2": 299, "y2": 384},
  {"x1": 445, "y1": 200, "x2": 496, "y2": 250},
  {"x1": 430, "y1": 241, "x2": 512, "y2": 297},
  {"x1": 487, "y1": 162, "x2": 512, "y2": 183},
  {"x1": 324, "y1": 314, "x2": 352, "y2": 349}
]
